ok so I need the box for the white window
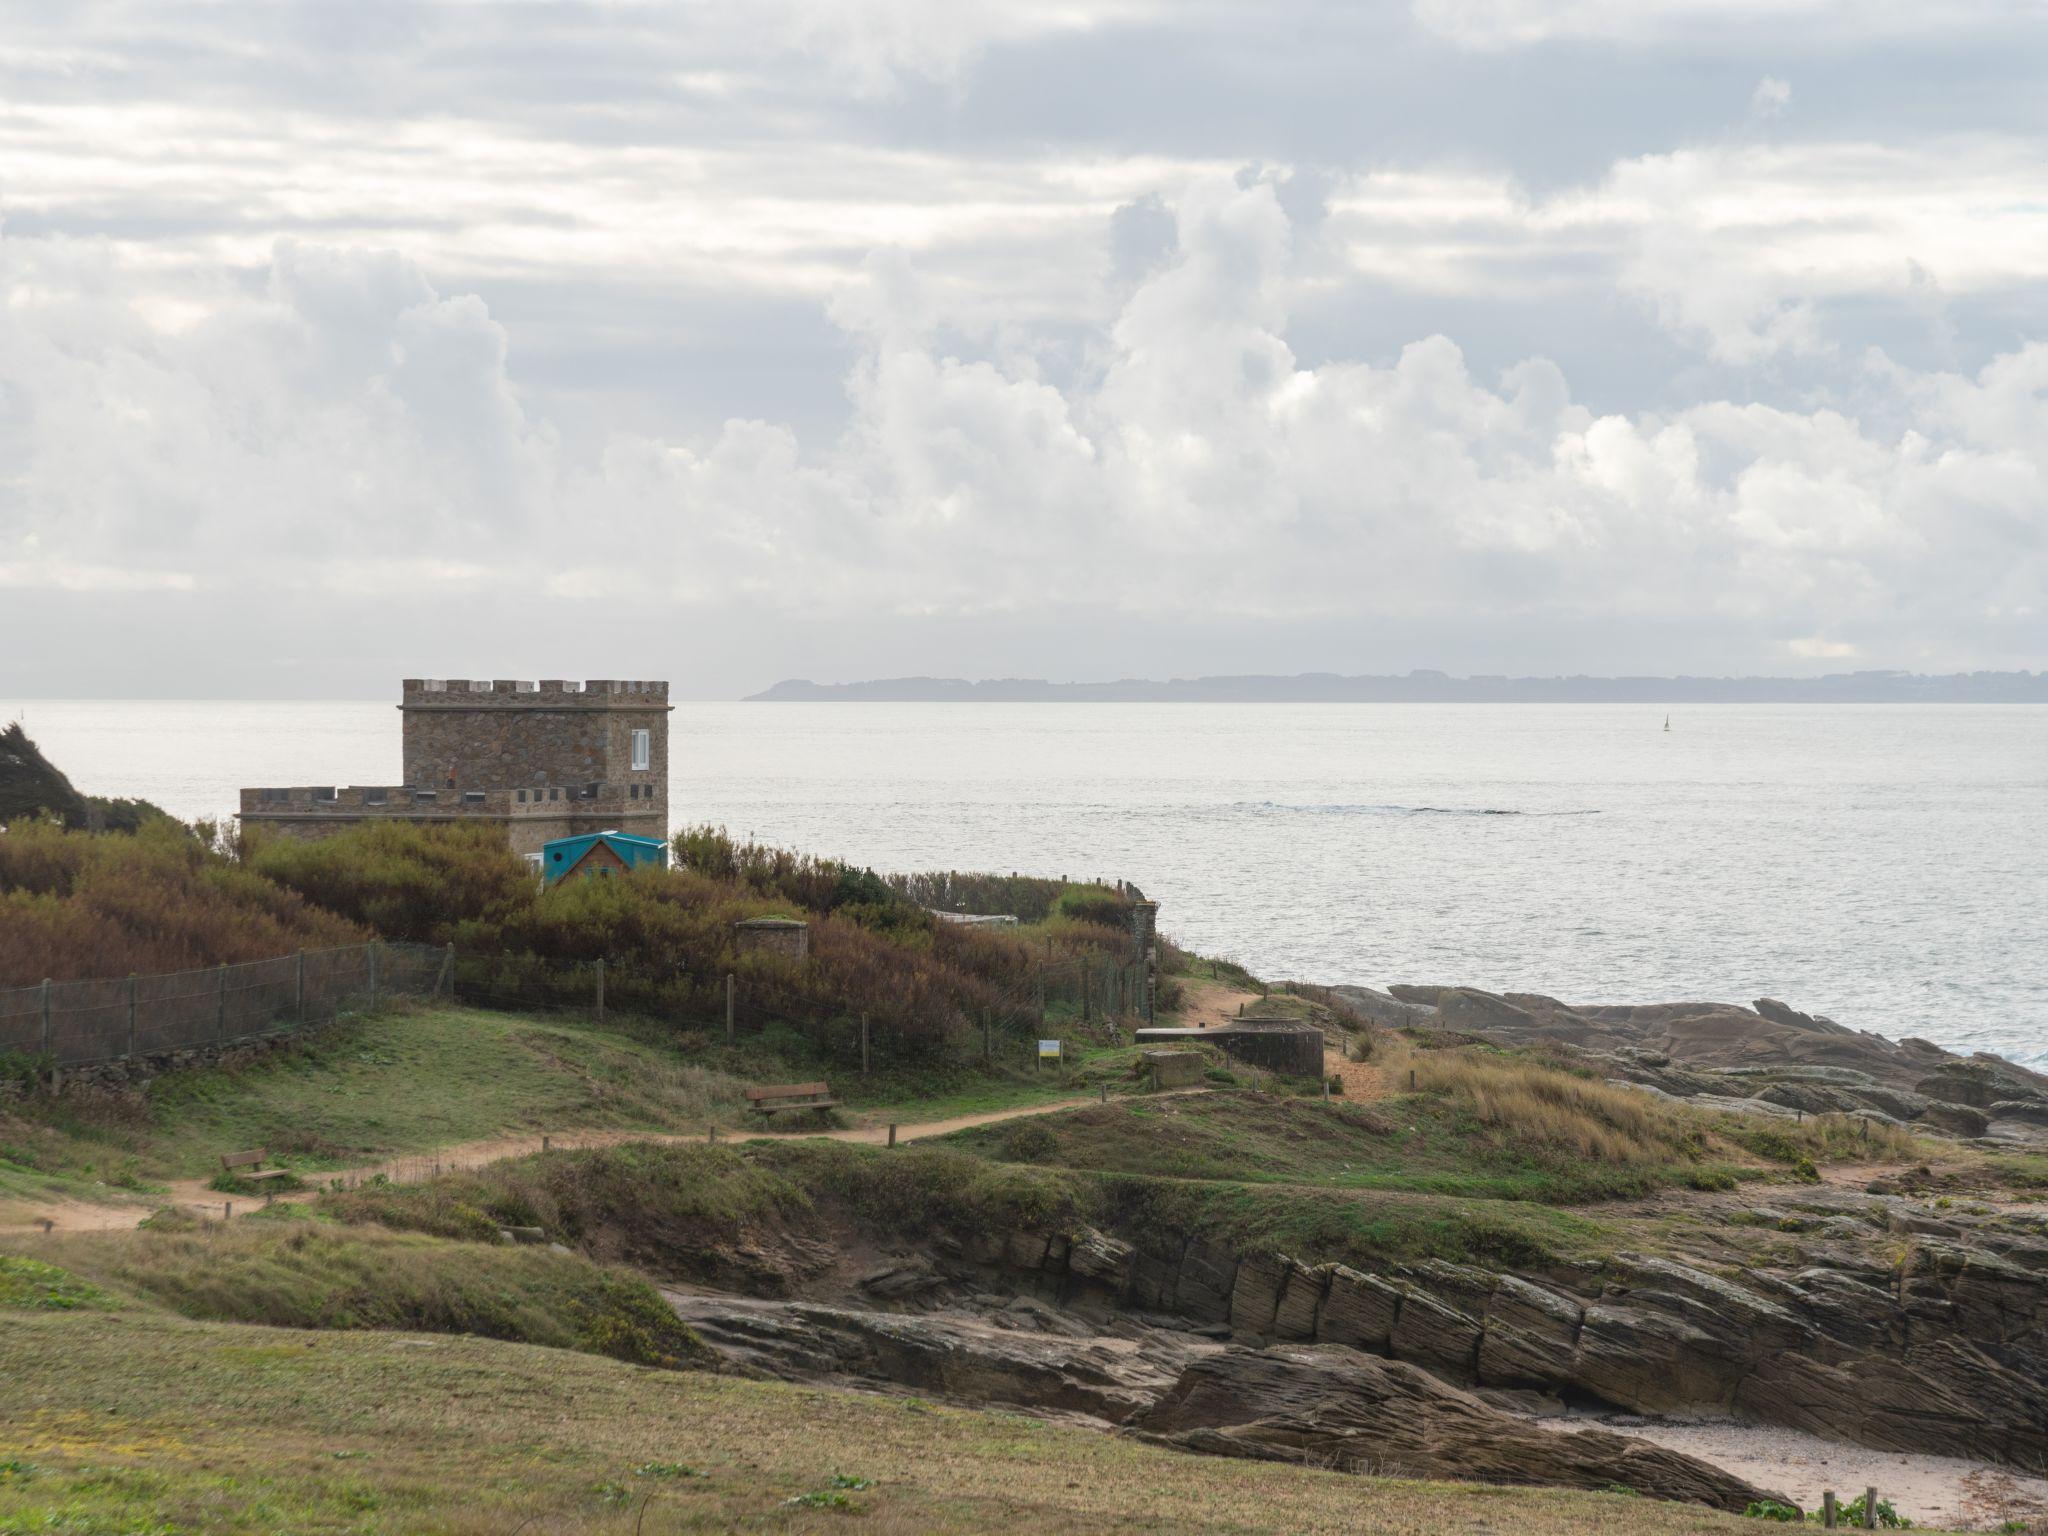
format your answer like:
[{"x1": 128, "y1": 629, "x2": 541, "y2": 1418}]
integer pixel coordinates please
[{"x1": 631, "y1": 728, "x2": 651, "y2": 771}]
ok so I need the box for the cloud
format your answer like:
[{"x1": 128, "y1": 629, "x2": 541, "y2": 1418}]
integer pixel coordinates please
[
  {"x1": 4, "y1": 181, "x2": 2042, "y2": 675},
  {"x1": 1410, "y1": 0, "x2": 2028, "y2": 49},
  {"x1": 1750, "y1": 76, "x2": 1792, "y2": 120}
]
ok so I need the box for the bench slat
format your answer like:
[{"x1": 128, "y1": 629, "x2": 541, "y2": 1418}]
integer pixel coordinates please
[
  {"x1": 220, "y1": 1150, "x2": 269, "y2": 1169},
  {"x1": 756, "y1": 1099, "x2": 838, "y2": 1113},
  {"x1": 745, "y1": 1082, "x2": 830, "y2": 1101}
]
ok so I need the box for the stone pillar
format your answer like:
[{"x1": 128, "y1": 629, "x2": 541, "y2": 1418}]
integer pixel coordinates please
[
  {"x1": 734, "y1": 917, "x2": 809, "y2": 961},
  {"x1": 1130, "y1": 901, "x2": 1160, "y2": 1022}
]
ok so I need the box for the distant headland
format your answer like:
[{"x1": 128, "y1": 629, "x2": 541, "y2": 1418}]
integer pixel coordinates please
[{"x1": 746, "y1": 669, "x2": 2048, "y2": 703}]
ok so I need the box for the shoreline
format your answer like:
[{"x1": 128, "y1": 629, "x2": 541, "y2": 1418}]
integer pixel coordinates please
[{"x1": 1532, "y1": 1411, "x2": 2048, "y2": 1531}]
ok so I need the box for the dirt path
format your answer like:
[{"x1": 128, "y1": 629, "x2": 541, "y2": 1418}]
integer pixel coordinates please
[
  {"x1": 0, "y1": 1094, "x2": 1122, "y2": 1235},
  {"x1": 1176, "y1": 977, "x2": 1266, "y2": 1029},
  {"x1": 1325, "y1": 1045, "x2": 1385, "y2": 1101}
]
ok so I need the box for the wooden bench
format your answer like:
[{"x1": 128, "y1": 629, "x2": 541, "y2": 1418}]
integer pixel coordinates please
[
  {"x1": 745, "y1": 1081, "x2": 838, "y2": 1118},
  {"x1": 220, "y1": 1149, "x2": 291, "y2": 1183}
]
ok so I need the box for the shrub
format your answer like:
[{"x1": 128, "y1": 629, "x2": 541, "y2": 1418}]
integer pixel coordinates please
[{"x1": 0, "y1": 820, "x2": 367, "y2": 984}]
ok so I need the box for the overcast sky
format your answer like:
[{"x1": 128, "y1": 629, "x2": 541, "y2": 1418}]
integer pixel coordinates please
[{"x1": 3, "y1": 0, "x2": 2046, "y2": 697}]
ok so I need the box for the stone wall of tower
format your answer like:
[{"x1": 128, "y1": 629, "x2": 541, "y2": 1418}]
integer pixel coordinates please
[
  {"x1": 398, "y1": 679, "x2": 668, "y2": 801},
  {"x1": 240, "y1": 677, "x2": 673, "y2": 855}
]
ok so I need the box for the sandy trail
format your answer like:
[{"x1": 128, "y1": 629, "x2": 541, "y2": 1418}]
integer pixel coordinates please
[
  {"x1": 0, "y1": 1093, "x2": 1118, "y2": 1234},
  {"x1": 1176, "y1": 977, "x2": 1266, "y2": 1029},
  {"x1": 1539, "y1": 1413, "x2": 2048, "y2": 1531}
]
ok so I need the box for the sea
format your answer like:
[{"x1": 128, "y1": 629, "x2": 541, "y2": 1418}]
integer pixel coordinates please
[{"x1": 8, "y1": 699, "x2": 2046, "y2": 1067}]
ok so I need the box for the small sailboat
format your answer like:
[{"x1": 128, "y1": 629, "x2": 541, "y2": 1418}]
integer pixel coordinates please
[{"x1": 1663, "y1": 714, "x2": 1670, "y2": 732}]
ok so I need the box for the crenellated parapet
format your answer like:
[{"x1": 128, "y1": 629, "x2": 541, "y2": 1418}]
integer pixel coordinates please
[{"x1": 401, "y1": 678, "x2": 669, "y2": 707}]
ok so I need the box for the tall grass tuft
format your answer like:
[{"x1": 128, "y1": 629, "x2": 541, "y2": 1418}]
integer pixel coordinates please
[{"x1": 1412, "y1": 1046, "x2": 1699, "y2": 1165}]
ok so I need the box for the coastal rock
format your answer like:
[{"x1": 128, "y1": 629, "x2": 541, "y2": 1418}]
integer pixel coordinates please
[
  {"x1": 1130, "y1": 1345, "x2": 1783, "y2": 1512},
  {"x1": 1067, "y1": 1229, "x2": 1134, "y2": 1291},
  {"x1": 1271, "y1": 1261, "x2": 1327, "y2": 1340},
  {"x1": 1317, "y1": 1265, "x2": 1401, "y2": 1350},
  {"x1": 1327, "y1": 986, "x2": 1437, "y2": 1030},
  {"x1": 1917, "y1": 1102, "x2": 1991, "y2": 1138},
  {"x1": 1228, "y1": 1252, "x2": 1293, "y2": 1339},
  {"x1": 665, "y1": 1292, "x2": 1206, "y2": 1422},
  {"x1": 1990, "y1": 1099, "x2": 2048, "y2": 1126},
  {"x1": 1373, "y1": 983, "x2": 2048, "y2": 1141}
]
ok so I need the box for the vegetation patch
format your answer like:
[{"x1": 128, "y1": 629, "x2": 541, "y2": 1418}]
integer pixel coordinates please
[
  {"x1": 28, "y1": 1221, "x2": 713, "y2": 1369},
  {"x1": 0, "y1": 1305, "x2": 1780, "y2": 1535},
  {"x1": 0, "y1": 1254, "x2": 114, "y2": 1312}
]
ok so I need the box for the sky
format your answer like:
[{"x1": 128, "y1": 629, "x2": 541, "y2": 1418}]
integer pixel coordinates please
[{"x1": 3, "y1": 0, "x2": 2046, "y2": 698}]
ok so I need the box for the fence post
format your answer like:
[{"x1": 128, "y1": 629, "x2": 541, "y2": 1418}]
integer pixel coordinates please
[
  {"x1": 40, "y1": 978, "x2": 52, "y2": 1058},
  {"x1": 216, "y1": 962, "x2": 227, "y2": 1043},
  {"x1": 725, "y1": 973, "x2": 735, "y2": 1043},
  {"x1": 367, "y1": 942, "x2": 380, "y2": 1008},
  {"x1": 1822, "y1": 1491, "x2": 1837, "y2": 1529},
  {"x1": 295, "y1": 951, "x2": 306, "y2": 1028},
  {"x1": 1863, "y1": 1489, "x2": 1877, "y2": 1529},
  {"x1": 127, "y1": 974, "x2": 138, "y2": 1058},
  {"x1": 594, "y1": 958, "x2": 605, "y2": 1024},
  {"x1": 860, "y1": 1012, "x2": 870, "y2": 1077}
]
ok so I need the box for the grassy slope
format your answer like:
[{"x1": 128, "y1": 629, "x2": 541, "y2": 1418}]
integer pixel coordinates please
[
  {"x1": 0, "y1": 1301, "x2": 1773, "y2": 1535},
  {"x1": 945, "y1": 1087, "x2": 1739, "y2": 1203},
  {"x1": 0, "y1": 1004, "x2": 1151, "y2": 1207}
]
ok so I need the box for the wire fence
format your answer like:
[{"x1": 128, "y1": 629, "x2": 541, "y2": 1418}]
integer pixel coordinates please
[
  {"x1": 0, "y1": 937, "x2": 1155, "y2": 1079},
  {"x1": 450, "y1": 945, "x2": 1157, "y2": 1074},
  {"x1": 0, "y1": 943, "x2": 450, "y2": 1069}
]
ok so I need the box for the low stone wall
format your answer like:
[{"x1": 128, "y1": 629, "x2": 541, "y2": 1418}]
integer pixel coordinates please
[
  {"x1": 1143, "y1": 1050, "x2": 1207, "y2": 1088},
  {"x1": 1, "y1": 1032, "x2": 303, "y2": 1102},
  {"x1": 1134, "y1": 1023, "x2": 1324, "y2": 1078}
]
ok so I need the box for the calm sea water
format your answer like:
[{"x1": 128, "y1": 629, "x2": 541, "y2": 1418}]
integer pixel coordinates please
[{"x1": 9, "y1": 700, "x2": 2046, "y2": 1066}]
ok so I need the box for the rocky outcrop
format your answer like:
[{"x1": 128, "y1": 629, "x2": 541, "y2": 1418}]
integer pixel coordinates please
[
  {"x1": 1131, "y1": 1345, "x2": 1783, "y2": 1511},
  {"x1": 663, "y1": 1290, "x2": 1210, "y2": 1422},
  {"x1": 933, "y1": 1199, "x2": 2048, "y2": 1467},
  {"x1": 1333, "y1": 983, "x2": 2048, "y2": 1137}
]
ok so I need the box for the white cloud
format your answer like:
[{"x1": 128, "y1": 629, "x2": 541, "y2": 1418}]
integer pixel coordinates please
[
  {"x1": 3, "y1": 183, "x2": 2042, "y2": 670},
  {"x1": 1411, "y1": 0, "x2": 2031, "y2": 49},
  {"x1": 1750, "y1": 76, "x2": 1792, "y2": 120}
]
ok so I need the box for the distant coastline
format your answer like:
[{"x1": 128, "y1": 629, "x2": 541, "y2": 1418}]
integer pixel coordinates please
[{"x1": 745, "y1": 670, "x2": 2048, "y2": 703}]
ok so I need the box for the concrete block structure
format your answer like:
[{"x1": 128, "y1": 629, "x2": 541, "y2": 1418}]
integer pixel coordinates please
[
  {"x1": 238, "y1": 678, "x2": 672, "y2": 859},
  {"x1": 734, "y1": 916, "x2": 810, "y2": 961}
]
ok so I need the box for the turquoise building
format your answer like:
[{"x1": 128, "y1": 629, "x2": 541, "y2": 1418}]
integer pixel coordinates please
[{"x1": 539, "y1": 830, "x2": 669, "y2": 885}]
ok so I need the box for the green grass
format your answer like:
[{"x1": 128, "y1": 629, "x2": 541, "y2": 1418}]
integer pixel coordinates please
[
  {"x1": 16, "y1": 1222, "x2": 710, "y2": 1370},
  {"x1": 0, "y1": 1253, "x2": 115, "y2": 1311},
  {"x1": 940, "y1": 1088, "x2": 1747, "y2": 1204},
  {"x1": 322, "y1": 1136, "x2": 1619, "y2": 1278},
  {"x1": 0, "y1": 1303, "x2": 1803, "y2": 1535},
  {"x1": 0, "y1": 1003, "x2": 1163, "y2": 1223},
  {"x1": 0, "y1": 1004, "x2": 769, "y2": 1189}
]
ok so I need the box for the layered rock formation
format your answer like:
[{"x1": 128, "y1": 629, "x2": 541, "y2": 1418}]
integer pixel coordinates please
[
  {"x1": 1131, "y1": 1345, "x2": 1781, "y2": 1511},
  {"x1": 1337, "y1": 984, "x2": 2048, "y2": 1139}
]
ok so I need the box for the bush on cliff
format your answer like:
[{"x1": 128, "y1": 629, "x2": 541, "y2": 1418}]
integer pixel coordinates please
[
  {"x1": 0, "y1": 818, "x2": 367, "y2": 985},
  {"x1": 252, "y1": 821, "x2": 1136, "y2": 1056}
]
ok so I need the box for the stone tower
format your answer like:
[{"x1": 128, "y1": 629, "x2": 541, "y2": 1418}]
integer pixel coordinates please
[{"x1": 239, "y1": 677, "x2": 671, "y2": 859}]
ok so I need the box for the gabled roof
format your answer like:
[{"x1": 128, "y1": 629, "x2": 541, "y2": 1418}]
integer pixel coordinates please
[{"x1": 541, "y1": 829, "x2": 668, "y2": 880}]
